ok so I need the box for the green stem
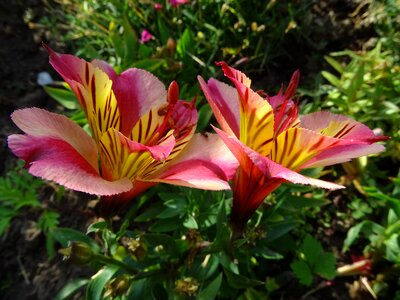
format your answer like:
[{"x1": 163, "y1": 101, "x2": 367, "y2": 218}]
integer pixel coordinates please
[{"x1": 94, "y1": 254, "x2": 138, "y2": 274}]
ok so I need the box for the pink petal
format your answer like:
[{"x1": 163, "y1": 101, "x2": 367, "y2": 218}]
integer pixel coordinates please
[
  {"x1": 8, "y1": 135, "x2": 132, "y2": 195},
  {"x1": 11, "y1": 108, "x2": 99, "y2": 171},
  {"x1": 215, "y1": 127, "x2": 343, "y2": 190},
  {"x1": 198, "y1": 76, "x2": 240, "y2": 137},
  {"x1": 112, "y1": 68, "x2": 167, "y2": 135},
  {"x1": 300, "y1": 111, "x2": 387, "y2": 143},
  {"x1": 302, "y1": 143, "x2": 386, "y2": 168},
  {"x1": 92, "y1": 59, "x2": 118, "y2": 81},
  {"x1": 150, "y1": 133, "x2": 238, "y2": 190},
  {"x1": 214, "y1": 127, "x2": 343, "y2": 225},
  {"x1": 115, "y1": 130, "x2": 176, "y2": 161}
]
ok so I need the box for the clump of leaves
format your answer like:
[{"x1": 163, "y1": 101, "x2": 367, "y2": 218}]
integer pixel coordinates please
[
  {"x1": 0, "y1": 162, "x2": 43, "y2": 234},
  {"x1": 291, "y1": 235, "x2": 337, "y2": 286}
]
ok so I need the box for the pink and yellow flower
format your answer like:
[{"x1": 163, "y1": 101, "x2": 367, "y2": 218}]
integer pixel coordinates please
[
  {"x1": 8, "y1": 48, "x2": 237, "y2": 212},
  {"x1": 199, "y1": 62, "x2": 388, "y2": 229}
]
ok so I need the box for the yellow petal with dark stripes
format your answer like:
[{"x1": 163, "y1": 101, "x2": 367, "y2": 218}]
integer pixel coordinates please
[
  {"x1": 129, "y1": 105, "x2": 166, "y2": 145},
  {"x1": 239, "y1": 87, "x2": 275, "y2": 156},
  {"x1": 77, "y1": 63, "x2": 120, "y2": 144},
  {"x1": 270, "y1": 127, "x2": 341, "y2": 171}
]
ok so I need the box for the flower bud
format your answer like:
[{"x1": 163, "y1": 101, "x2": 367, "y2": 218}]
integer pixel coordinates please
[
  {"x1": 59, "y1": 241, "x2": 93, "y2": 265},
  {"x1": 104, "y1": 274, "x2": 132, "y2": 298},
  {"x1": 175, "y1": 277, "x2": 199, "y2": 297},
  {"x1": 166, "y1": 37, "x2": 176, "y2": 56}
]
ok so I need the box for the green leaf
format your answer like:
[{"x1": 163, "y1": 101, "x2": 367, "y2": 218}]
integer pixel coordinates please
[
  {"x1": 301, "y1": 235, "x2": 323, "y2": 267},
  {"x1": 150, "y1": 217, "x2": 180, "y2": 232},
  {"x1": 52, "y1": 227, "x2": 100, "y2": 253},
  {"x1": 141, "y1": 233, "x2": 177, "y2": 254},
  {"x1": 196, "y1": 104, "x2": 213, "y2": 131},
  {"x1": 321, "y1": 71, "x2": 342, "y2": 88},
  {"x1": 43, "y1": 86, "x2": 79, "y2": 109},
  {"x1": 177, "y1": 28, "x2": 193, "y2": 60},
  {"x1": 291, "y1": 260, "x2": 313, "y2": 286},
  {"x1": 183, "y1": 215, "x2": 198, "y2": 229},
  {"x1": 85, "y1": 265, "x2": 118, "y2": 300},
  {"x1": 264, "y1": 220, "x2": 298, "y2": 243},
  {"x1": 324, "y1": 56, "x2": 344, "y2": 74},
  {"x1": 130, "y1": 59, "x2": 165, "y2": 72},
  {"x1": 157, "y1": 18, "x2": 170, "y2": 45},
  {"x1": 37, "y1": 211, "x2": 59, "y2": 233},
  {"x1": 346, "y1": 63, "x2": 365, "y2": 102},
  {"x1": 122, "y1": 16, "x2": 138, "y2": 66},
  {"x1": 314, "y1": 252, "x2": 337, "y2": 279},
  {"x1": 54, "y1": 278, "x2": 88, "y2": 300},
  {"x1": 224, "y1": 269, "x2": 263, "y2": 289},
  {"x1": 197, "y1": 273, "x2": 222, "y2": 300}
]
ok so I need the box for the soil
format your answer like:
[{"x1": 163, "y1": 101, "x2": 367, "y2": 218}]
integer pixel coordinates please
[{"x1": 0, "y1": 0, "x2": 383, "y2": 299}]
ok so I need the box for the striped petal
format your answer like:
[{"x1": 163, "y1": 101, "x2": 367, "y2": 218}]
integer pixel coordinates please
[
  {"x1": 47, "y1": 47, "x2": 120, "y2": 144},
  {"x1": 216, "y1": 63, "x2": 275, "y2": 156},
  {"x1": 300, "y1": 111, "x2": 388, "y2": 143},
  {"x1": 270, "y1": 127, "x2": 344, "y2": 170},
  {"x1": 198, "y1": 76, "x2": 240, "y2": 137},
  {"x1": 214, "y1": 128, "x2": 343, "y2": 224},
  {"x1": 11, "y1": 108, "x2": 98, "y2": 171},
  {"x1": 99, "y1": 128, "x2": 175, "y2": 182},
  {"x1": 149, "y1": 133, "x2": 238, "y2": 190},
  {"x1": 111, "y1": 68, "x2": 167, "y2": 135},
  {"x1": 8, "y1": 134, "x2": 132, "y2": 195}
]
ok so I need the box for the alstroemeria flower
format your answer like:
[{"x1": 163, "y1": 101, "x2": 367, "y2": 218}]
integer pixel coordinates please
[
  {"x1": 8, "y1": 48, "x2": 237, "y2": 212},
  {"x1": 199, "y1": 62, "x2": 387, "y2": 229}
]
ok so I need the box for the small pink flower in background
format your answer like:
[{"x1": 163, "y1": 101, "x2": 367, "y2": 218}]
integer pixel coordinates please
[
  {"x1": 154, "y1": 3, "x2": 163, "y2": 10},
  {"x1": 169, "y1": 0, "x2": 189, "y2": 7},
  {"x1": 140, "y1": 29, "x2": 153, "y2": 44}
]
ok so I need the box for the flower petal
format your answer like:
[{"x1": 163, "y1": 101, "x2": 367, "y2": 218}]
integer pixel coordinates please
[
  {"x1": 7, "y1": 134, "x2": 132, "y2": 195},
  {"x1": 99, "y1": 128, "x2": 175, "y2": 181},
  {"x1": 47, "y1": 47, "x2": 120, "y2": 144},
  {"x1": 198, "y1": 76, "x2": 240, "y2": 137},
  {"x1": 300, "y1": 111, "x2": 388, "y2": 142},
  {"x1": 112, "y1": 68, "x2": 167, "y2": 135},
  {"x1": 215, "y1": 64, "x2": 275, "y2": 156},
  {"x1": 11, "y1": 107, "x2": 99, "y2": 171},
  {"x1": 214, "y1": 128, "x2": 343, "y2": 224},
  {"x1": 149, "y1": 133, "x2": 238, "y2": 190}
]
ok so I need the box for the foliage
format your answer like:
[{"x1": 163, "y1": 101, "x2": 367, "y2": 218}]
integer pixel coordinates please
[
  {"x1": 0, "y1": 161, "x2": 60, "y2": 257},
  {"x1": 40, "y1": 0, "x2": 317, "y2": 82},
  {"x1": 291, "y1": 235, "x2": 336, "y2": 286},
  {"x1": 303, "y1": 42, "x2": 400, "y2": 159},
  {"x1": 0, "y1": 161, "x2": 42, "y2": 234}
]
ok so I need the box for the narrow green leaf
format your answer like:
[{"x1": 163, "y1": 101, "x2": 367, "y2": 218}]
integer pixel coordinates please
[
  {"x1": 197, "y1": 273, "x2": 223, "y2": 300},
  {"x1": 54, "y1": 278, "x2": 88, "y2": 300},
  {"x1": 224, "y1": 269, "x2": 263, "y2": 289},
  {"x1": 324, "y1": 56, "x2": 344, "y2": 73},
  {"x1": 321, "y1": 71, "x2": 342, "y2": 88},
  {"x1": 43, "y1": 86, "x2": 78, "y2": 109},
  {"x1": 85, "y1": 265, "x2": 118, "y2": 300},
  {"x1": 52, "y1": 227, "x2": 100, "y2": 253}
]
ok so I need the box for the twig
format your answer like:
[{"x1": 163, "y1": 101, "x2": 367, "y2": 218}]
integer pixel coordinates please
[{"x1": 16, "y1": 255, "x2": 30, "y2": 284}]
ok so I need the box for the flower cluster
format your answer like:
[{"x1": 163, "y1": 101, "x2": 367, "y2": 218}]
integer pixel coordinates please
[{"x1": 8, "y1": 48, "x2": 387, "y2": 223}]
